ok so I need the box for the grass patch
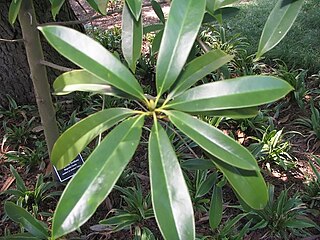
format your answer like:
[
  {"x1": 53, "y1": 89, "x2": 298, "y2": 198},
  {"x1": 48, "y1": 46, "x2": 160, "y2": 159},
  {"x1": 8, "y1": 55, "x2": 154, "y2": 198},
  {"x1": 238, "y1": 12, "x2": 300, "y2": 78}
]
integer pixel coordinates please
[{"x1": 224, "y1": 0, "x2": 320, "y2": 72}]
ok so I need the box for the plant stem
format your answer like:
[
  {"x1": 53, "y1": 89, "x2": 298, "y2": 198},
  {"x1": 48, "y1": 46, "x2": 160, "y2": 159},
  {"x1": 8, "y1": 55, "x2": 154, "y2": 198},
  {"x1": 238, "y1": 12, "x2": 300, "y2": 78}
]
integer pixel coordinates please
[{"x1": 18, "y1": 0, "x2": 59, "y2": 159}]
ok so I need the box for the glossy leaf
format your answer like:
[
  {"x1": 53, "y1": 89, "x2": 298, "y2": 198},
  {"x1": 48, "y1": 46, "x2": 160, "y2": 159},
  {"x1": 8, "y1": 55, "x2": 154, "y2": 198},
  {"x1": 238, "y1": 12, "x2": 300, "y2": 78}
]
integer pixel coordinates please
[
  {"x1": 209, "y1": 186, "x2": 223, "y2": 229},
  {"x1": 4, "y1": 202, "x2": 48, "y2": 239},
  {"x1": 256, "y1": 0, "x2": 304, "y2": 59},
  {"x1": 156, "y1": 0, "x2": 206, "y2": 96},
  {"x1": 168, "y1": 49, "x2": 233, "y2": 98},
  {"x1": 168, "y1": 110, "x2": 259, "y2": 170},
  {"x1": 125, "y1": 0, "x2": 142, "y2": 21},
  {"x1": 194, "y1": 107, "x2": 258, "y2": 119},
  {"x1": 52, "y1": 116, "x2": 144, "y2": 239},
  {"x1": 167, "y1": 76, "x2": 293, "y2": 112},
  {"x1": 51, "y1": 108, "x2": 135, "y2": 169},
  {"x1": 122, "y1": 2, "x2": 143, "y2": 72},
  {"x1": 8, "y1": 0, "x2": 22, "y2": 25},
  {"x1": 151, "y1": 0, "x2": 165, "y2": 23},
  {"x1": 50, "y1": 0, "x2": 65, "y2": 19},
  {"x1": 53, "y1": 70, "x2": 130, "y2": 98},
  {"x1": 211, "y1": 156, "x2": 268, "y2": 209},
  {"x1": 149, "y1": 121, "x2": 195, "y2": 240},
  {"x1": 86, "y1": 0, "x2": 108, "y2": 15},
  {"x1": 38, "y1": 25, "x2": 146, "y2": 101},
  {"x1": 181, "y1": 158, "x2": 216, "y2": 170}
]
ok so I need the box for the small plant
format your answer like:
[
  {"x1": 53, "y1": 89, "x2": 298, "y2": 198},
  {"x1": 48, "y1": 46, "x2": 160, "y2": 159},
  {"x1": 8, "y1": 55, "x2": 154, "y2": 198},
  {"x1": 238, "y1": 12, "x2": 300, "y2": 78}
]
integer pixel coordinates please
[
  {"x1": 276, "y1": 60, "x2": 308, "y2": 109},
  {"x1": 248, "y1": 128, "x2": 296, "y2": 171},
  {"x1": 303, "y1": 155, "x2": 320, "y2": 208},
  {"x1": 245, "y1": 185, "x2": 319, "y2": 239},
  {"x1": 98, "y1": 177, "x2": 154, "y2": 237},
  {"x1": 295, "y1": 98, "x2": 320, "y2": 141},
  {"x1": 1, "y1": 165, "x2": 60, "y2": 217}
]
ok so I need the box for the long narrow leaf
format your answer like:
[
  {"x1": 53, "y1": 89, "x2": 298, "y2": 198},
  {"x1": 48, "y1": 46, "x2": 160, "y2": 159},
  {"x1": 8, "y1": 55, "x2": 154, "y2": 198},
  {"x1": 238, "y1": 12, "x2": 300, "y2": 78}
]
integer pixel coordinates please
[
  {"x1": 86, "y1": 0, "x2": 108, "y2": 15},
  {"x1": 256, "y1": 0, "x2": 304, "y2": 59},
  {"x1": 38, "y1": 25, "x2": 146, "y2": 101},
  {"x1": 51, "y1": 108, "x2": 135, "y2": 169},
  {"x1": 53, "y1": 70, "x2": 130, "y2": 98},
  {"x1": 4, "y1": 202, "x2": 48, "y2": 239},
  {"x1": 8, "y1": 0, "x2": 22, "y2": 25},
  {"x1": 52, "y1": 116, "x2": 144, "y2": 239},
  {"x1": 209, "y1": 186, "x2": 223, "y2": 229},
  {"x1": 50, "y1": 0, "x2": 65, "y2": 19},
  {"x1": 151, "y1": 0, "x2": 165, "y2": 23},
  {"x1": 149, "y1": 121, "x2": 195, "y2": 240},
  {"x1": 167, "y1": 76, "x2": 293, "y2": 112},
  {"x1": 122, "y1": 2, "x2": 143, "y2": 72},
  {"x1": 156, "y1": 0, "x2": 206, "y2": 96},
  {"x1": 167, "y1": 110, "x2": 259, "y2": 170},
  {"x1": 194, "y1": 107, "x2": 258, "y2": 119},
  {"x1": 210, "y1": 156, "x2": 268, "y2": 209},
  {"x1": 168, "y1": 49, "x2": 233, "y2": 98},
  {"x1": 125, "y1": 0, "x2": 142, "y2": 21}
]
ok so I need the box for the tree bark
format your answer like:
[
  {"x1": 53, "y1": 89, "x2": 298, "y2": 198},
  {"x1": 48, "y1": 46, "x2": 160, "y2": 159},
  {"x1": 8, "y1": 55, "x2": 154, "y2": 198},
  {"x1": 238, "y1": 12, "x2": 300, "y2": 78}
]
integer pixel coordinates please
[{"x1": 0, "y1": 0, "x2": 83, "y2": 107}]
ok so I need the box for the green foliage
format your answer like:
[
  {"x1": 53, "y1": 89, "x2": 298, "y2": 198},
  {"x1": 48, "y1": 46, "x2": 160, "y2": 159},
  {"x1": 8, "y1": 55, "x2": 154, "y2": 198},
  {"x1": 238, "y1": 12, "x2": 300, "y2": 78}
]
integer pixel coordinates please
[
  {"x1": 37, "y1": 0, "x2": 298, "y2": 238},
  {"x1": 1, "y1": 166, "x2": 60, "y2": 217},
  {"x1": 248, "y1": 128, "x2": 296, "y2": 171},
  {"x1": 245, "y1": 185, "x2": 319, "y2": 239},
  {"x1": 8, "y1": 0, "x2": 22, "y2": 25},
  {"x1": 303, "y1": 156, "x2": 320, "y2": 209}
]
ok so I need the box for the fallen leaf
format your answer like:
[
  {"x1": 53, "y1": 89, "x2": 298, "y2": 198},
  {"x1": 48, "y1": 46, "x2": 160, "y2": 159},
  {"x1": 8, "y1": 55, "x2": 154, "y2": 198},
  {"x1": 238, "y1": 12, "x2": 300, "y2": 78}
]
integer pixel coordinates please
[{"x1": 0, "y1": 176, "x2": 15, "y2": 192}]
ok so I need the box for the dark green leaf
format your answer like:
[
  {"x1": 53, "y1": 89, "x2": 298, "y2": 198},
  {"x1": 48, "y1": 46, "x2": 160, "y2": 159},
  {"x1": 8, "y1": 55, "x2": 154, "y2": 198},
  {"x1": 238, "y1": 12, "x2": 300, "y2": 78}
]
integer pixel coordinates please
[
  {"x1": 149, "y1": 121, "x2": 194, "y2": 240},
  {"x1": 86, "y1": 0, "x2": 108, "y2": 15},
  {"x1": 8, "y1": 0, "x2": 22, "y2": 25},
  {"x1": 122, "y1": 2, "x2": 143, "y2": 72},
  {"x1": 9, "y1": 165, "x2": 26, "y2": 192},
  {"x1": 209, "y1": 186, "x2": 223, "y2": 229},
  {"x1": 51, "y1": 108, "x2": 135, "y2": 169},
  {"x1": 0, "y1": 232, "x2": 39, "y2": 240},
  {"x1": 156, "y1": 0, "x2": 206, "y2": 96},
  {"x1": 256, "y1": 0, "x2": 304, "y2": 59},
  {"x1": 38, "y1": 25, "x2": 146, "y2": 101},
  {"x1": 167, "y1": 76, "x2": 293, "y2": 112},
  {"x1": 143, "y1": 23, "x2": 164, "y2": 34},
  {"x1": 53, "y1": 70, "x2": 130, "y2": 98},
  {"x1": 151, "y1": 30, "x2": 164, "y2": 56},
  {"x1": 196, "y1": 173, "x2": 217, "y2": 197},
  {"x1": 151, "y1": 0, "x2": 165, "y2": 23},
  {"x1": 210, "y1": 157, "x2": 268, "y2": 209},
  {"x1": 4, "y1": 202, "x2": 48, "y2": 239},
  {"x1": 168, "y1": 110, "x2": 259, "y2": 171},
  {"x1": 194, "y1": 107, "x2": 258, "y2": 119},
  {"x1": 125, "y1": 0, "x2": 142, "y2": 21},
  {"x1": 52, "y1": 116, "x2": 144, "y2": 239},
  {"x1": 168, "y1": 49, "x2": 233, "y2": 98},
  {"x1": 181, "y1": 158, "x2": 216, "y2": 170}
]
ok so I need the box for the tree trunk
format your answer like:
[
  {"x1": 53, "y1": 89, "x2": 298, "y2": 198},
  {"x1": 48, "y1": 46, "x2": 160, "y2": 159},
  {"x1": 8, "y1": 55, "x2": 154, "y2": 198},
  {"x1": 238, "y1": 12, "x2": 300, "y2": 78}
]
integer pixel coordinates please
[{"x1": 0, "y1": 0, "x2": 83, "y2": 107}]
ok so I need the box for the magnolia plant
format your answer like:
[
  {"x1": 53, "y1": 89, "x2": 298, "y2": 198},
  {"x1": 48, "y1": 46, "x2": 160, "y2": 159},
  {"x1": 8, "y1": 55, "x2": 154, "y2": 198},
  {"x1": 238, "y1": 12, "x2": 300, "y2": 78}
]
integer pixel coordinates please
[{"x1": 37, "y1": 0, "x2": 303, "y2": 239}]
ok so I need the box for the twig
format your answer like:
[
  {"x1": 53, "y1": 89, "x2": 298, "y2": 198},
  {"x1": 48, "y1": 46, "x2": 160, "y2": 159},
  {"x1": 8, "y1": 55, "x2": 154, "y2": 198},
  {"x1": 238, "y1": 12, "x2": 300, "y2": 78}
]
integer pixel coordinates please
[
  {"x1": 40, "y1": 1, "x2": 168, "y2": 27},
  {"x1": 0, "y1": 38, "x2": 24, "y2": 43},
  {"x1": 39, "y1": 60, "x2": 74, "y2": 72}
]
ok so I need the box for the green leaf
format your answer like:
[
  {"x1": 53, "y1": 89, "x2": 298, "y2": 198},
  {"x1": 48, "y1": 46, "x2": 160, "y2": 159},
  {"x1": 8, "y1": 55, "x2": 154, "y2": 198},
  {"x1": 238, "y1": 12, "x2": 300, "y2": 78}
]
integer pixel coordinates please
[
  {"x1": 51, "y1": 108, "x2": 135, "y2": 169},
  {"x1": 50, "y1": 0, "x2": 65, "y2": 20},
  {"x1": 0, "y1": 232, "x2": 39, "y2": 240},
  {"x1": 9, "y1": 165, "x2": 26, "y2": 192},
  {"x1": 167, "y1": 110, "x2": 259, "y2": 171},
  {"x1": 125, "y1": 0, "x2": 142, "y2": 21},
  {"x1": 214, "y1": 0, "x2": 239, "y2": 9},
  {"x1": 52, "y1": 116, "x2": 144, "y2": 239},
  {"x1": 86, "y1": 0, "x2": 108, "y2": 15},
  {"x1": 167, "y1": 76, "x2": 293, "y2": 112},
  {"x1": 151, "y1": 30, "x2": 164, "y2": 56},
  {"x1": 53, "y1": 70, "x2": 130, "y2": 98},
  {"x1": 143, "y1": 23, "x2": 164, "y2": 34},
  {"x1": 210, "y1": 156, "x2": 268, "y2": 209},
  {"x1": 149, "y1": 121, "x2": 195, "y2": 240},
  {"x1": 256, "y1": 0, "x2": 304, "y2": 59},
  {"x1": 151, "y1": 0, "x2": 165, "y2": 23},
  {"x1": 156, "y1": 0, "x2": 206, "y2": 96},
  {"x1": 122, "y1": 2, "x2": 143, "y2": 73},
  {"x1": 38, "y1": 25, "x2": 146, "y2": 102},
  {"x1": 181, "y1": 158, "x2": 216, "y2": 170},
  {"x1": 168, "y1": 49, "x2": 233, "y2": 98},
  {"x1": 196, "y1": 173, "x2": 217, "y2": 197},
  {"x1": 209, "y1": 186, "x2": 223, "y2": 229},
  {"x1": 4, "y1": 202, "x2": 49, "y2": 239},
  {"x1": 195, "y1": 107, "x2": 258, "y2": 119},
  {"x1": 8, "y1": 0, "x2": 22, "y2": 26},
  {"x1": 100, "y1": 213, "x2": 140, "y2": 225}
]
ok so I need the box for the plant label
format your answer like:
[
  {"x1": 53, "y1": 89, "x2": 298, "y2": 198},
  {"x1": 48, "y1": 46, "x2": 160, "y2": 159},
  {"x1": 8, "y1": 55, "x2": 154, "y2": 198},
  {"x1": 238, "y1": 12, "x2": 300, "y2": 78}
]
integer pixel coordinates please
[{"x1": 53, "y1": 154, "x2": 84, "y2": 182}]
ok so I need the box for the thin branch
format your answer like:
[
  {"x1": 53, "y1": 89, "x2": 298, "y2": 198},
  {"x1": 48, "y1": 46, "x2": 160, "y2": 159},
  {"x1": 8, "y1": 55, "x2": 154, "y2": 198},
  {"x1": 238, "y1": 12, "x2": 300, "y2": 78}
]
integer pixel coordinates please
[
  {"x1": 40, "y1": 60, "x2": 74, "y2": 72},
  {"x1": 0, "y1": 38, "x2": 24, "y2": 43},
  {"x1": 40, "y1": 1, "x2": 168, "y2": 27}
]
